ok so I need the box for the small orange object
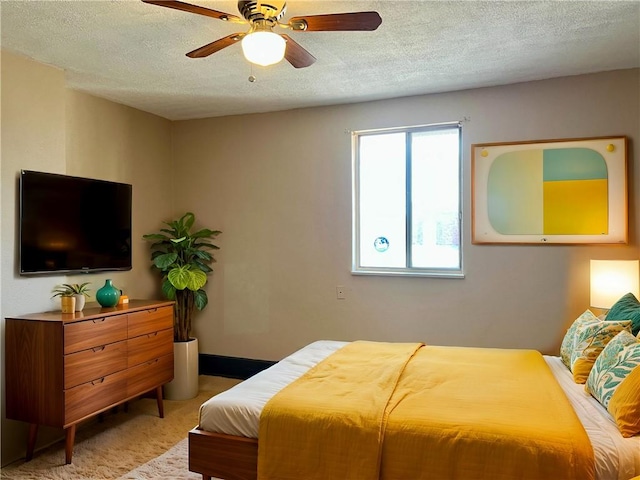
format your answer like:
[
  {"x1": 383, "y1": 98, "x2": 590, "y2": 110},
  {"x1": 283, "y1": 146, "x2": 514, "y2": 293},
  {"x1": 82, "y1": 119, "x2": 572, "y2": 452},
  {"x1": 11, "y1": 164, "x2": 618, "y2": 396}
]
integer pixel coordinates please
[{"x1": 118, "y1": 295, "x2": 129, "y2": 305}]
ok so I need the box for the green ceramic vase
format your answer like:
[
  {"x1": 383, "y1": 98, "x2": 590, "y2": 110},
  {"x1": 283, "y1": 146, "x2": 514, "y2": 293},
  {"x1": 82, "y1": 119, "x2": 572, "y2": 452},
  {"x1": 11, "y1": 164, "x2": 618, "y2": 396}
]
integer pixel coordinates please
[{"x1": 96, "y1": 279, "x2": 120, "y2": 307}]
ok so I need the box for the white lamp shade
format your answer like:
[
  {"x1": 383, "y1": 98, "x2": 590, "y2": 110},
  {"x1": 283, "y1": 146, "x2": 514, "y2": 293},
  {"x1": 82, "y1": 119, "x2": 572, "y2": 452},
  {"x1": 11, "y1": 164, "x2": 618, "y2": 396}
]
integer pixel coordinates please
[
  {"x1": 590, "y1": 260, "x2": 640, "y2": 309},
  {"x1": 241, "y1": 31, "x2": 286, "y2": 66}
]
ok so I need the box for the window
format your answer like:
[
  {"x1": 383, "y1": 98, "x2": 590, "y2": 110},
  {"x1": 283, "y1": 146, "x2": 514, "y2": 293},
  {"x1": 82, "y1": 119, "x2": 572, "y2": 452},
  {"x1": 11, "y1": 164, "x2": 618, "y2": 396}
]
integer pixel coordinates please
[{"x1": 352, "y1": 123, "x2": 462, "y2": 277}]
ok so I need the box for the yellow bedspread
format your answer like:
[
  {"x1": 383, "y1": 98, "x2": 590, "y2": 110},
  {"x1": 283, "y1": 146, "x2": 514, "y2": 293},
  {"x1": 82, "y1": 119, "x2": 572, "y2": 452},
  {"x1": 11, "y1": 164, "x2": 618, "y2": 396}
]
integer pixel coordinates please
[
  {"x1": 383, "y1": 345, "x2": 595, "y2": 480},
  {"x1": 258, "y1": 342, "x2": 595, "y2": 480},
  {"x1": 258, "y1": 341, "x2": 423, "y2": 480}
]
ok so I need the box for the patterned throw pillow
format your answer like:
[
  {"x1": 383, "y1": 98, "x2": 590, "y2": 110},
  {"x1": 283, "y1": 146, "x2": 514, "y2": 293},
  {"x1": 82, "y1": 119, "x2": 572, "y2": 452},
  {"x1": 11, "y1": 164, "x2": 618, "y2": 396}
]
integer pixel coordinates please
[
  {"x1": 570, "y1": 319, "x2": 632, "y2": 383},
  {"x1": 586, "y1": 330, "x2": 640, "y2": 437},
  {"x1": 606, "y1": 292, "x2": 640, "y2": 336},
  {"x1": 560, "y1": 310, "x2": 599, "y2": 369}
]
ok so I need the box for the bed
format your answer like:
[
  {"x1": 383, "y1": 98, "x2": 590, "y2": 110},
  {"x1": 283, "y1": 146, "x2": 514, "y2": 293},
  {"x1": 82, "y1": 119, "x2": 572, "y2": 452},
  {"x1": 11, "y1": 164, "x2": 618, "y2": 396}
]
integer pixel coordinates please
[{"x1": 188, "y1": 340, "x2": 640, "y2": 480}]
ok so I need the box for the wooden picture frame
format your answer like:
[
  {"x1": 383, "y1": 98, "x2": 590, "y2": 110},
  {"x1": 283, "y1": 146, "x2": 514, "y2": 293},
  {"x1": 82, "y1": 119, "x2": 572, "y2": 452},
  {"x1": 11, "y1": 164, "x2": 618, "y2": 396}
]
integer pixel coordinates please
[{"x1": 471, "y1": 136, "x2": 627, "y2": 245}]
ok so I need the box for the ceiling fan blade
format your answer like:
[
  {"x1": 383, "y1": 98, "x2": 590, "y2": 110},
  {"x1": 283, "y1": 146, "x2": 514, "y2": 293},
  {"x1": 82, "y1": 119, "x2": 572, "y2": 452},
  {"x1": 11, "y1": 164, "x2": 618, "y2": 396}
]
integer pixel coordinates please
[
  {"x1": 142, "y1": 0, "x2": 245, "y2": 24},
  {"x1": 281, "y1": 35, "x2": 316, "y2": 68},
  {"x1": 186, "y1": 33, "x2": 245, "y2": 58},
  {"x1": 288, "y1": 12, "x2": 382, "y2": 32}
]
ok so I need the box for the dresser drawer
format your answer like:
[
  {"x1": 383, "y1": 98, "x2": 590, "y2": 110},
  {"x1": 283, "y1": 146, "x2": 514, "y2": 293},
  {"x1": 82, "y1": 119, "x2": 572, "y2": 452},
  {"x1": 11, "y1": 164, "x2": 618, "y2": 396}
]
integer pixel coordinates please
[
  {"x1": 128, "y1": 306, "x2": 173, "y2": 338},
  {"x1": 127, "y1": 354, "x2": 174, "y2": 398},
  {"x1": 64, "y1": 316, "x2": 128, "y2": 355},
  {"x1": 65, "y1": 369, "x2": 128, "y2": 424},
  {"x1": 127, "y1": 328, "x2": 173, "y2": 368},
  {"x1": 64, "y1": 341, "x2": 128, "y2": 389}
]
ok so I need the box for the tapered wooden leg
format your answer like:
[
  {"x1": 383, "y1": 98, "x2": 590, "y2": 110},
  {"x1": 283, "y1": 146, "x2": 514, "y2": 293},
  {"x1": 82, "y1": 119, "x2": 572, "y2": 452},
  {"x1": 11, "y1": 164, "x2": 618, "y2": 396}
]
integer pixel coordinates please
[
  {"x1": 65, "y1": 424, "x2": 76, "y2": 464},
  {"x1": 156, "y1": 386, "x2": 164, "y2": 418},
  {"x1": 202, "y1": 475, "x2": 211, "y2": 480},
  {"x1": 26, "y1": 423, "x2": 38, "y2": 461}
]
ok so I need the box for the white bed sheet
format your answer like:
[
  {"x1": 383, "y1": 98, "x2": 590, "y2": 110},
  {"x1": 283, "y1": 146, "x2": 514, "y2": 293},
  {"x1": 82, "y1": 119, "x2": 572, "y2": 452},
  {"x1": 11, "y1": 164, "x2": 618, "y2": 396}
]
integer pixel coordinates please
[
  {"x1": 199, "y1": 340, "x2": 348, "y2": 438},
  {"x1": 545, "y1": 355, "x2": 640, "y2": 480},
  {"x1": 198, "y1": 340, "x2": 640, "y2": 480}
]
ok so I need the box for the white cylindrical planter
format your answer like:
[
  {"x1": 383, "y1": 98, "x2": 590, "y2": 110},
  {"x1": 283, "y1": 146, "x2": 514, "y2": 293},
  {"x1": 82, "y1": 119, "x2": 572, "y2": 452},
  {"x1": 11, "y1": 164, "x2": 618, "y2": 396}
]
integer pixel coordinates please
[
  {"x1": 164, "y1": 337, "x2": 199, "y2": 400},
  {"x1": 73, "y1": 294, "x2": 86, "y2": 312}
]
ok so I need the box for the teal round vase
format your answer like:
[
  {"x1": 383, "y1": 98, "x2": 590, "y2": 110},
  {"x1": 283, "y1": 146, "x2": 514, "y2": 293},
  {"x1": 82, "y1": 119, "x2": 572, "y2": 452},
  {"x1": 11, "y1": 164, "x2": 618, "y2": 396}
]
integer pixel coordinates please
[{"x1": 96, "y1": 279, "x2": 120, "y2": 307}]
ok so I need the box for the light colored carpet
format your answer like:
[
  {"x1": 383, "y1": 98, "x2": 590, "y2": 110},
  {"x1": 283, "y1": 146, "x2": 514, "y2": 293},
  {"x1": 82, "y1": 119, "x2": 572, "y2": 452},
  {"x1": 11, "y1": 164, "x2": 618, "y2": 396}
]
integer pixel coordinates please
[
  {"x1": 1, "y1": 376, "x2": 240, "y2": 480},
  {"x1": 117, "y1": 438, "x2": 198, "y2": 479}
]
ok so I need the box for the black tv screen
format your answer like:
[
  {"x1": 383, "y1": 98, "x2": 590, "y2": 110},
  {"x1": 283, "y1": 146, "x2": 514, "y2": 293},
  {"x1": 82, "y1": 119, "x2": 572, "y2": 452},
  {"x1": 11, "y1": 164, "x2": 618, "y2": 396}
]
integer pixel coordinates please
[{"x1": 19, "y1": 170, "x2": 132, "y2": 275}]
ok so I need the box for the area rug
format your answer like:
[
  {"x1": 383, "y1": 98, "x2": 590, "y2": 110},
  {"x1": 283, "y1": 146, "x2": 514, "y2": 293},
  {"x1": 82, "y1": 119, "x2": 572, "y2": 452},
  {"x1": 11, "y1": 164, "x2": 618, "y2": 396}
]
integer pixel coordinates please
[
  {"x1": 117, "y1": 438, "x2": 201, "y2": 479},
  {"x1": 1, "y1": 376, "x2": 240, "y2": 480}
]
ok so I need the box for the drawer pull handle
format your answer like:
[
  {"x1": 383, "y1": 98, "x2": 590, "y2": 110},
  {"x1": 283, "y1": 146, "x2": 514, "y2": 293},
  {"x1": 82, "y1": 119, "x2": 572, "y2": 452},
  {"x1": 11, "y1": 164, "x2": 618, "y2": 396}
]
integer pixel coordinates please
[
  {"x1": 147, "y1": 308, "x2": 158, "y2": 314},
  {"x1": 147, "y1": 332, "x2": 159, "y2": 338},
  {"x1": 92, "y1": 346, "x2": 106, "y2": 353},
  {"x1": 147, "y1": 359, "x2": 159, "y2": 366},
  {"x1": 92, "y1": 318, "x2": 106, "y2": 324},
  {"x1": 91, "y1": 377, "x2": 105, "y2": 385}
]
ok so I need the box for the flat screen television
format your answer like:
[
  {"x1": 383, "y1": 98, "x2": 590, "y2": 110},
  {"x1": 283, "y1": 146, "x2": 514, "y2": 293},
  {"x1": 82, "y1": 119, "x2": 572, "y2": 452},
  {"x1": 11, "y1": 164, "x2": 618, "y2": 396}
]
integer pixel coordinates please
[{"x1": 19, "y1": 170, "x2": 132, "y2": 275}]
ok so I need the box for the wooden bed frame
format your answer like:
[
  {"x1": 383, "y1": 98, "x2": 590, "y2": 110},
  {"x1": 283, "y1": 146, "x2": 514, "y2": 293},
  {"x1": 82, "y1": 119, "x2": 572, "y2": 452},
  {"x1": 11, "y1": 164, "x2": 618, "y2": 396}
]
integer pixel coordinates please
[{"x1": 188, "y1": 427, "x2": 258, "y2": 480}]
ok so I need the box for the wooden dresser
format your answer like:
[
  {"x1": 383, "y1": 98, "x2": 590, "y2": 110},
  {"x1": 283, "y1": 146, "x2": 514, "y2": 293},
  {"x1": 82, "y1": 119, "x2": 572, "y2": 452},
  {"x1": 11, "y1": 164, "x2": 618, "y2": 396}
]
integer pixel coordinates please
[{"x1": 5, "y1": 299, "x2": 175, "y2": 464}]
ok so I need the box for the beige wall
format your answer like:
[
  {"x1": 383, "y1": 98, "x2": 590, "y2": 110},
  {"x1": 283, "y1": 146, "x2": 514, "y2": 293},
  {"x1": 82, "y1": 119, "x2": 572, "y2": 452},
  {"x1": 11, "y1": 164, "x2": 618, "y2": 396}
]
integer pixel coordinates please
[
  {"x1": 1, "y1": 51, "x2": 67, "y2": 466},
  {"x1": 65, "y1": 90, "x2": 174, "y2": 300},
  {"x1": 172, "y1": 68, "x2": 640, "y2": 362},
  {"x1": 1, "y1": 51, "x2": 173, "y2": 465}
]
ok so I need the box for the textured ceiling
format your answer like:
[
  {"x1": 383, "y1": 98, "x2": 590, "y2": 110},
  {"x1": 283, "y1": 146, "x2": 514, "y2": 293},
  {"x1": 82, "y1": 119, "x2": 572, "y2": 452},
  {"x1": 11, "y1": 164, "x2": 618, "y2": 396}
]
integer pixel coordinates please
[{"x1": 1, "y1": 1, "x2": 639, "y2": 120}]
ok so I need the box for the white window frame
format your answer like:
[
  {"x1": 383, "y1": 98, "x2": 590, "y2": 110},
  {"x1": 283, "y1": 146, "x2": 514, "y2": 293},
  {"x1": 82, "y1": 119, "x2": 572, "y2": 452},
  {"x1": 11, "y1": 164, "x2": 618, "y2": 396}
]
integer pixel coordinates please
[{"x1": 352, "y1": 122, "x2": 464, "y2": 278}]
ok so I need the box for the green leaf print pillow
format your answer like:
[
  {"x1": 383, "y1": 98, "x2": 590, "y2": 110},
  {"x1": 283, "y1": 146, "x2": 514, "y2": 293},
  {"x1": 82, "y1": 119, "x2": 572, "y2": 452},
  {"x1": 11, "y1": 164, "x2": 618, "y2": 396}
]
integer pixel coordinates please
[
  {"x1": 559, "y1": 310, "x2": 599, "y2": 370},
  {"x1": 570, "y1": 319, "x2": 631, "y2": 383},
  {"x1": 586, "y1": 330, "x2": 640, "y2": 437}
]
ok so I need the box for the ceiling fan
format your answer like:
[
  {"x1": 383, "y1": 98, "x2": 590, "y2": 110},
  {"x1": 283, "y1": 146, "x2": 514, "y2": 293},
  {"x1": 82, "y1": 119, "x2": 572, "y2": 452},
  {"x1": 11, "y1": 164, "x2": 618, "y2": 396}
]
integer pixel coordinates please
[{"x1": 142, "y1": 0, "x2": 382, "y2": 68}]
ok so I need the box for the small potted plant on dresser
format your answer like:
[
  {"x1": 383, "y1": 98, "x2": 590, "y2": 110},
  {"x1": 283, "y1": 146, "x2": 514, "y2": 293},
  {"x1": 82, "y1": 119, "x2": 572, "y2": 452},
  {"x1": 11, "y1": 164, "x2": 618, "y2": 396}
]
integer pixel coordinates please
[
  {"x1": 51, "y1": 283, "x2": 91, "y2": 312},
  {"x1": 143, "y1": 212, "x2": 221, "y2": 400}
]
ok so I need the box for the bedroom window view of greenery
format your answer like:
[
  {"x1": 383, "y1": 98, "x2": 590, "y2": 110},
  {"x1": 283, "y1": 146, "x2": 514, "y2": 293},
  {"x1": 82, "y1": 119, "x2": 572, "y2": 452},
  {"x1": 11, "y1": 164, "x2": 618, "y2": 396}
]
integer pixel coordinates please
[{"x1": 353, "y1": 123, "x2": 462, "y2": 277}]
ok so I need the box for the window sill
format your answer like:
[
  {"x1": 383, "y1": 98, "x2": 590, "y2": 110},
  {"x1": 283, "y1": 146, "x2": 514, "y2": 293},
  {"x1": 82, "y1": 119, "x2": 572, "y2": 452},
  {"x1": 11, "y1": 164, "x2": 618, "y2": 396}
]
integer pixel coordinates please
[{"x1": 351, "y1": 269, "x2": 465, "y2": 279}]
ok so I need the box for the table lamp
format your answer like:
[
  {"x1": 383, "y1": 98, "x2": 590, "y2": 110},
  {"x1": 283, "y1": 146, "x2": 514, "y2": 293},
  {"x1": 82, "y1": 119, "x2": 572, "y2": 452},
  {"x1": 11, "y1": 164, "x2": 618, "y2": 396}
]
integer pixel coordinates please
[{"x1": 590, "y1": 259, "x2": 640, "y2": 310}]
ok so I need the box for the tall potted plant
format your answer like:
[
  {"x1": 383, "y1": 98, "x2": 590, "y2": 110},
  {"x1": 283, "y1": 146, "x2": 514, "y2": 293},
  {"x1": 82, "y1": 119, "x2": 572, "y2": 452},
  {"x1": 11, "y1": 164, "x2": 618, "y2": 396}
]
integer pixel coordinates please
[{"x1": 143, "y1": 212, "x2": 221, "y2": 399}]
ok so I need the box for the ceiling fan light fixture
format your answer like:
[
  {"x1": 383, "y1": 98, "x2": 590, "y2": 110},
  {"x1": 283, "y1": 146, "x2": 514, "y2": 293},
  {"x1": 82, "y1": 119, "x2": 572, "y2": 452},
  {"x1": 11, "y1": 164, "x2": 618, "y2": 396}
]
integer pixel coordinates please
[
  {"x1": 241, "y1": 30, "x2": 286, "y2": 66},
  {"x1": 143, "y1": 1, "x2": 382, "y2": 69}
]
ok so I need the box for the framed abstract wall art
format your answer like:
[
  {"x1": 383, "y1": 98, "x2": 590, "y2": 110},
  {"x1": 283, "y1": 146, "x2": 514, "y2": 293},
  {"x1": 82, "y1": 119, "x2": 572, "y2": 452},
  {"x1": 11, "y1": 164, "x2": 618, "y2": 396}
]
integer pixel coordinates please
[{"x1": 472, "y1": 136, "x2": 627, "y2": 244}]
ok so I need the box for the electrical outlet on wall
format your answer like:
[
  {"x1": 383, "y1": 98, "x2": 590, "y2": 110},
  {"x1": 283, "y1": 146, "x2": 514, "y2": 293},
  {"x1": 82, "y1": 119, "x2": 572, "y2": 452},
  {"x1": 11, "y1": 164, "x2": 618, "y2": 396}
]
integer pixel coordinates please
[{"x1": 336, "y1": 285, "x2": 346, "y2": 300}]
